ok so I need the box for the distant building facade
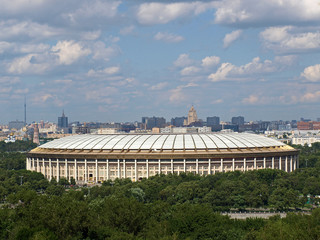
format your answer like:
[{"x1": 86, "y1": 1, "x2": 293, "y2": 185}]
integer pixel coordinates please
[
  {"x1": 297, "y1": 121, "x2": 320, "y2": 130},
  {"x1": 142, "y1": 117, "x2": 166, "y2": 130},
  {"x1": 187, "y1": 106, "x2": 198, "y2": 125},
  {"x1": 8, "y1": 120, "x2": 25, "y2": 130},
  {"x1": 171, "y1": 117, "x2": 187, "y2": 127},
  {"x1": 232, "y1": 116, "x2": 245, "y2": 126},
  {"x1": 58, "y1": 111, "x2": 68, "y2": 128}
]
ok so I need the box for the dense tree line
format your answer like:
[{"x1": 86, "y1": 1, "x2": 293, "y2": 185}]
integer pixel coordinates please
[
  {"x1": 0, "y1": 140, "x2": 320, "y2": 239},
  {"x1": 0, "y1": 140, "x2": 36, "y2": 170}
]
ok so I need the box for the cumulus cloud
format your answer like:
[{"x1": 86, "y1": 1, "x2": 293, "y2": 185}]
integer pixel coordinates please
[
  {"x1": 261, "y1": 26, "x2": 320, "y2": 53},
  {"x1": 154, "y1": 32, "x2": 184, "y2": 43},
  {"x1": 223, "y1": 30, "x2": 243, "y2": 48},
  {"x1": 137, "y1": 1, "x2": 217, "y2": 25},
  {"x1": 180, "y1": 66, "x2": 200, "y2": 76},
  {"x1": 52, "y1": 40, "x2": 91, "y2": 65},
  {"x1": 0, "y1": 20, "x2": 64, "y2": 41},
  {"x1": 300, "y1": 91, "x2": 320, "y2": 103},
  {"x1": 208, "y1": 56, "x2": 296, "y2": 82},
  {"x1": 91, "y1": 41, "x2": 120, "y2": 61},
  {"x1": 201, "y1": 56, "x2": 220, "y2": 67},
  {"x1": 174, "y1": 53, "x2": 194, "y2": 67},
  {"x1": 61, "y1": 0, "x2": 121, "y2": 28},
  {"x1": 301, "y1": 64, "x2": 320, "y2": 82},
  {"x1": 7, "y1": 54, "x2": 51, "y2": 74},
  {"x1": 214, "y1": 0, "x2": 320, "y2": 27}
]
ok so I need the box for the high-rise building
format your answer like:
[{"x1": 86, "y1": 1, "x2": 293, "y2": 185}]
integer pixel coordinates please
[
  {"x1": 33, "y1": 123, "x2": 40, "y2": 145},
  {"x1": 58, "y1": 110, "x2": 68, "y2": 128},
  {"x1": 187, "y1": 106, "x2": 198, "y2": 125},
  {"x1": 232, "y1": 116, "x2": 245, "y2": 125},
  {"x1": 143, "y1": 117, "x2": 166, "y2": 129},
  {"x1": 171, "y1": 117, "x2": 187, "y2": 127},
  {"x1": 9, "y1": 120, "x2": 25, "y2": 130},
  {"x1": 207, "y1": 116, "x2": 221, "y2": 131},
  {"x1": 207, "y1": 116, "x2": 220, "y2": 126}
]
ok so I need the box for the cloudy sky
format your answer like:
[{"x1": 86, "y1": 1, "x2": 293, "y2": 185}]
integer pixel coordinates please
[{"x1": 1, "y1": 0, "x2": 320, "y2": 124}]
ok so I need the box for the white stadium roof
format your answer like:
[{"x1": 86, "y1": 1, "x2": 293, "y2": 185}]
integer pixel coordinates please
[{"x1": 39, "y1": 133, "x2": 285, "y2": 151}]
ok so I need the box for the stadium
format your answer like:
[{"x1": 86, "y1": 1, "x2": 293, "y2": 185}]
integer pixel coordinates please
[{"x1": 27, "y1": 133, "x2": 299, "y2": 184}]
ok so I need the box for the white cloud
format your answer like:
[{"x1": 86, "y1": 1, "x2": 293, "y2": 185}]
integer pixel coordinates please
[
  {"x1": 0, "y1": 20, "x2": 63, "y2": 40},
  {"x1": 0, "y1": 41, "x2": 12, "y2": 53},
  {"x1": 214, "y1": 0, "x2": 320, "y2": 27},
  {"x1": 180, "y1": 66, "x2": 200, "y2": 76},
  {"x1": 300, "y1": 91, "x2": 320, "y2": 103},
  {"x1": 174, "y1": 53, "x2": 194, "y2": 67},
  {"x1": 92, "y1": 41, "x2": 120, "y2": 61},
  {"x1": 7, "y1": 54, "x2": 50, "y2": 74},
  {"x1": 52, "y1": 40, "x2": 91, "y2": 65},
  {"x1": 242, "y1": 95, "x2": 259, "y2": 104},
  {"x1": 261, "y1": 26, "x2": 320, "y2": 53},
  {"x1": 150, "y1": 82, "x2": 168, "y2": 91},
  {"x1": 154, "y1": 32, "x2": 184, "y2": 43},
  {"x1": 120, "y1": 25, "x2": 135, "y2": 35},
  {"x1": 137, "y1": 1, "x2": 217, "y2": 25},
  {"x1": 88, "y1": 66, "x2": 120, "y2": 77},
  {"x1": 208, "y1": 56, "x2": 296, "y2": 82},
  {"x1": 301, "y1": 64, "x2": 320, "y2": 82},
  {"x1": 223, "y1": 30, "x2": 243, "y2": 48},
  {"x1": 62, "y1": 1, "x2": 121, "y2": 25},
  {"x1": 201, "y1": 56, "x2": 220, "y2": 67},
  {"x1": 169, "y1": 83, "x2": 198, "y2": 103}
]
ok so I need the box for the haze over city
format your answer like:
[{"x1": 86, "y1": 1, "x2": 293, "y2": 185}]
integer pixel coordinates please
[{"x1": 1, "y1": 0, "x2": 320, "y2": 123}]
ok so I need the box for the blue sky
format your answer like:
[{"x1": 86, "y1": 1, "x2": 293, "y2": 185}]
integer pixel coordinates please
[{"x1": 1, "y1": 0, "x2": 320, "y2": 124}]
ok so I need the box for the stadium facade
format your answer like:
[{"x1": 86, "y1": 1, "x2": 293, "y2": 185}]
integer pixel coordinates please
[{"x1": 27, "y1": 133, "x2": 299, "y2": 184}]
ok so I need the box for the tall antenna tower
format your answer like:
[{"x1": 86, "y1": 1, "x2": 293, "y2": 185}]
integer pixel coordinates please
[{"x1": 24, "y1": 96, "x2": 27, "y2": 125}]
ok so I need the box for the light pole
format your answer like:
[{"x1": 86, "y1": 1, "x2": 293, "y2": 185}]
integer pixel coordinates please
[{"x1": 19, "y1": 176, "x2": 23, "y2": 185}]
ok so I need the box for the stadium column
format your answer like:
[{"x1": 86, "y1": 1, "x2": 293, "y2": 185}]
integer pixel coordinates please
[
  {"x1": 196, "y1": 159, "x2": 199, "y2": 174},
  {"x1": 254, "y1": 157, "x2": 257, "y2": 170},
  {"x1": 84, "y1": 159, "x2": 87, "y2": 183},
  {"x1": 297, "y1": 155, "x2": 299, "y2": 169},
  {"x1": 56, "y1": 159, "x2": 59, "y2": 182},
  {"x1": 123, "y1": 159, "x2": 126, "y2": 179},
  {"x1": 243, "y1": 158, "x2": 246, "y2": 171},
  {"x1": 95, "y1": 159, "x2": 98, "y2": 183},
  {"x1": 37, "y1": 158, "x2": 40, "y2": 172},
  {"x1": 285, "y1": 156, "x2": 288, "y2": 172},
  {"x1": 208, "y1": 159, "x2": 211, "y2": 175},
  {"x1": 65, "y1": 159, "x2": 68, "y2": 180},
  {"x1": 183, "y1": 159, "x2": 186, "y2": 172},
  {"x1": 293, "y1": 155, "x2": 296, "y2": 171},
  {"x1": 117, "y1": 159, "x2": 120, "y2": 179},
  {"x1": 158, "y1": 159, "x2": 161, "y2": 174},
  {"x1": 171, "y1": 159, "x2": 174, "y2": 174},
  {"x1": 49, "y1": 158, "x2": 52, "y2": 181},
  {"x1": 146, "y1": 159, "x2": 149, "y2": 178},
  {"x1": 290, "y1": 156, "x2": 293, "y2": 172},
  {"x1": 106, "y1": 159, "x2": 109, "y2": 180},
  {"x1": 134, "y1": 159, "x2": 138, "y2": 181},
  {"x1": 42, "y1": 158, "x2": 45, "y2": 177},
  {"x1": 32, "y1": 158, "x2": 35, "y2": 171},
  {"x1": 263, "y1": 157, "x2": 266, "y2": 169},
  {"x1": 279, "y1": 157, "x2": 282, "y2": 170},
  {"x1": 220, "y1": 158, "x2": 223, "y2": 172},
  {"x1": 232, "y1": 158, "x2": 235, "y2": 171},
  {"x1": 272, "y1": 157, "x2": 275, "y2": 169},
  {"x1": 74, "y1": 159, "x2": 77, "y2": 182}
]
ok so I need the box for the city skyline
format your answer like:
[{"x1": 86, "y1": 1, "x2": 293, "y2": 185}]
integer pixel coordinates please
[{"x1": 1, "y1": 1, "x2": 320, "y2": 123}]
